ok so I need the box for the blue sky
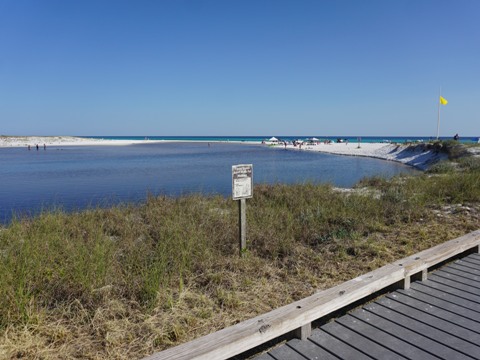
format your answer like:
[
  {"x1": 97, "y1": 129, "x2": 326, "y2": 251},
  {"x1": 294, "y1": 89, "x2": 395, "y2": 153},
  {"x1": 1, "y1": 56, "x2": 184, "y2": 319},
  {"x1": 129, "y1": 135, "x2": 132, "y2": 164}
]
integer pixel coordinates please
[{"x1": 0, "y1": 0, "x2": 479, "y2": 137}]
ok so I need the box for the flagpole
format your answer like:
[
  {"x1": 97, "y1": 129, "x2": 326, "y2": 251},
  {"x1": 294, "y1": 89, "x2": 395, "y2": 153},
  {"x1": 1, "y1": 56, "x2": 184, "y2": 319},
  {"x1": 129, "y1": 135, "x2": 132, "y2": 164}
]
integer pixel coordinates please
[{"x1": 436, "y1": 87, "x2": 441, "y2": 140}]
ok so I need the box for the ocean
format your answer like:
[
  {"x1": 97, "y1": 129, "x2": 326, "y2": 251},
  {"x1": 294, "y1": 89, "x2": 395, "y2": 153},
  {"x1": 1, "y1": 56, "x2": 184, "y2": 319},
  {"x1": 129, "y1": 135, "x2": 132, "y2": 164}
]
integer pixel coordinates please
[
  {"x1": 0, "y1": 141, "x2": 419, "y2": 223},
  {"x1": 85, "y1": 135, "x2": 479, "y2": 143}
]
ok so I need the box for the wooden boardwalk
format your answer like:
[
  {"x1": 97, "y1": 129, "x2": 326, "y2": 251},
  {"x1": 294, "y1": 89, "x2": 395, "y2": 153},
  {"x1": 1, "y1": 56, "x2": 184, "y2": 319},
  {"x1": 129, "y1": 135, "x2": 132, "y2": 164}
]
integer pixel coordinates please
[{"x1": 255, "y1": 253, "x2": 480, "y2": 360}]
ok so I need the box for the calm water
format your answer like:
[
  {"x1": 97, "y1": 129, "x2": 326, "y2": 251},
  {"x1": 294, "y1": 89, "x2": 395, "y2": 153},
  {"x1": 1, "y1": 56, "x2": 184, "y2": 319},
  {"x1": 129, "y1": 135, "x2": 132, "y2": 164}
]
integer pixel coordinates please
[{"x1": 0, "y1": 142, "x2": 418, "y2": 223}]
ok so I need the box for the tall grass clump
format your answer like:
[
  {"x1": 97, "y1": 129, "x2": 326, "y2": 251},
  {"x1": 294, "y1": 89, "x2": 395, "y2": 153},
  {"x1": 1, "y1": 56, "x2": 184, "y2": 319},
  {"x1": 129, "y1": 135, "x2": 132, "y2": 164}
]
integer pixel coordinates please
[{"x1": 0, "y1": 195, "x2": 238, "y2": 329}]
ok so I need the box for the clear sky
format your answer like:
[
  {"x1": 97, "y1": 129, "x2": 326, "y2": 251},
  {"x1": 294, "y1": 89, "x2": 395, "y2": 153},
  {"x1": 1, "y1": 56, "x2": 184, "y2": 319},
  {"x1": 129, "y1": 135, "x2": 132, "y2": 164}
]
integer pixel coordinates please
[{"x1": 0, "y1": 0, "x2": 479, "y2": 137}]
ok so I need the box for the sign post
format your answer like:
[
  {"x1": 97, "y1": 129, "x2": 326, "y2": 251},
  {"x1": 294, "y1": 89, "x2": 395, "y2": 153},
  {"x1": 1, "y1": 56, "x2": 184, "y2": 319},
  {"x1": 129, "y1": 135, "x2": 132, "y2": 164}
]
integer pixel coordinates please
[{"x1": 232, "y1": 164, "x2": 253, "y2": 256}]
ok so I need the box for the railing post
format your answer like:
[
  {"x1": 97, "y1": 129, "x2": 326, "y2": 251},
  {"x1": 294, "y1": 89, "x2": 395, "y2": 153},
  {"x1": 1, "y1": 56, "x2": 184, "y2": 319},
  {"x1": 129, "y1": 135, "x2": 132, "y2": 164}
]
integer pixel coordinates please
[{"x1": 294, "y1": 323, "x2": 312, "y2": 341}]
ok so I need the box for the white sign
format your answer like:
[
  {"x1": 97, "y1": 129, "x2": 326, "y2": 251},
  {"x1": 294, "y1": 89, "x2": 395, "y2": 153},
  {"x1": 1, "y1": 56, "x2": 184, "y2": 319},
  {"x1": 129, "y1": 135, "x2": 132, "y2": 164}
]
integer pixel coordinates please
[{"x1": 232, "y1": 164, "x2": 253, "y2": 200}]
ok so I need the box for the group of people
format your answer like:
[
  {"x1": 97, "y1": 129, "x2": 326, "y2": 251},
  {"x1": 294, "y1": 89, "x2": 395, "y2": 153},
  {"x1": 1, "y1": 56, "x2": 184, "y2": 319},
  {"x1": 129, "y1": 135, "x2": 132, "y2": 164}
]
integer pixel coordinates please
[{"x1": 27, "y1": 144, "x2": 46, "y2": 150}]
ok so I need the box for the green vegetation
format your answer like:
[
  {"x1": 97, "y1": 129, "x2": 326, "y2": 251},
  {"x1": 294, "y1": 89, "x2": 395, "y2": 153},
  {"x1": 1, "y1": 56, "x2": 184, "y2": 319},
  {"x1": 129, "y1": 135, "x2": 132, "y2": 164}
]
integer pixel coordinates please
[{"x1": 1, "y1": 146, "x2": 479, "y2": 359}]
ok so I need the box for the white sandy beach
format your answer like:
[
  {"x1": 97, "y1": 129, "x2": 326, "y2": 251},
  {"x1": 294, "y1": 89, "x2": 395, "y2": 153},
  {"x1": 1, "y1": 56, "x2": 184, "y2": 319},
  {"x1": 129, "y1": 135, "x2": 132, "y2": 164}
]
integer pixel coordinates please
[
  {"x1": 278, "y1": 142, "x2": 448, "y2": 170},
  {"x1": 0, "y1": 136, "x2": 447, "y2": 170},
  {"x1": 0, "y1": 136, "x2": 165, "y2": 148}
]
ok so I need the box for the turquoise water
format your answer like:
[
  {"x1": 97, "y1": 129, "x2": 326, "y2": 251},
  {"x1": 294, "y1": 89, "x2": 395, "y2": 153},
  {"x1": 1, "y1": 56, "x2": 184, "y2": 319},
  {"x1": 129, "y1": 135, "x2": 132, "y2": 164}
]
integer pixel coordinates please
[
  {"x1": 85, "y1": 135, "x2": 480, "y2": 143},
  {"x1": 0, "y1": 142, "x2": 420, "y2": 223}
]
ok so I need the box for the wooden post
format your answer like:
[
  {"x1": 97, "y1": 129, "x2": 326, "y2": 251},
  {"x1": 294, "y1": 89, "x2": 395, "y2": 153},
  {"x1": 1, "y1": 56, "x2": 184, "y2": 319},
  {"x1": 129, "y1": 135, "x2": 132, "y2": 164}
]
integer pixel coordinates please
[
  {"x1": 232, "y1": 164, "x2": 253, "y2": 257},
  {"x1": 239, "y1": 198, "x2": 247, "y2": 256},
  {"x1": 294, "y1": 323, "x2": 312, "y2": 341},
  {"x1": 411, "y1": 269, "x2": 428, "y2": 283}
]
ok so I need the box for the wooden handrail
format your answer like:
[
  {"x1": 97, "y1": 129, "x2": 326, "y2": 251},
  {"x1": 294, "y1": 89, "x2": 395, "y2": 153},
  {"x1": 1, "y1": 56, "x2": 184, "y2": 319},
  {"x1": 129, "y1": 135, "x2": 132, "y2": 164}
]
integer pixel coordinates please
[{"x1": 144, "y1": 230, "x2": 480, "y2": 360}]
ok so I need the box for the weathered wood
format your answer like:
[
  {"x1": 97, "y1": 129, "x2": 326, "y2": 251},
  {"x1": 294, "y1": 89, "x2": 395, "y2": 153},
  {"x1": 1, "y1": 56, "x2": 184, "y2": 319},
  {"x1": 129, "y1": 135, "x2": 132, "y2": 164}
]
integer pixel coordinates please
[
  {"x1": 466, "y1": 252, "x2": 480, "y2": 261},
  {"x1": 268, "y1": 344, "x2": 305, "y2": 360},
  {"x1": 454, "y1": 259, "x2": 480, "y2": 272},
  {"x1": 309, "y1": 329, "x2": 371, "y2": 360},
  {"x1": 376, "y1": 295, "x2": 480, "y2": 345},
  {"x1": 449, "y1": 262, "x2": 480, "y2": 277},
  {"x1": 287, "y1": 338, "x2": 338, "y2": 360},
  {"x1": 336, "y1": 311, "x2": 439, "y2": 360},
  {"x1": 412, "y1": 280, "x2": 480, "y2": 304},
  {"x1": 252, "y1": 353, "x2": 275, "y2": 360},
  {"x1": 411, "y1": 268, "x2": 428, "y2": 282},
  {"x1": 321, "y1": 321, "x2": 404, "y2": 359},
  {"x1": 239, "y1": 198, "x2": 246, "y2": 256},
  {"x1": 144, "y1": 230, "x2": 480, "y2": 360},
  {"x1": 352, "y1": 308, "x2": 472, "y2": 360},
  {"x1": 368, "y1": 298, "x2": 480, "y2": 357},
  {"x1": 259, "y1": 248, "x2": 480, "y2": 360},
  {"x1": 396, "y1": 288, "x2": 480, "y2": 321},
  {"x1": 429, "y1": 273, "x2": 480, "y2": 295},
  {"x1": 410, "y1": 282, "x2": 480, "y2": 310},
  {"x1": 461, "y1": 257, "x2": 480, "y2": 266},
  {"x1": 293, "y1": 322, "x2": 311, "y2": 341},
  {"x1": 438, "y1": 267, "x2": 480, "y2": 282},
  {"x1": 432, "y1": 270, "x2": 480, "y2": 288},
  {"x1": 386, "y1": 291, "x2": 480, "y2": 331}
]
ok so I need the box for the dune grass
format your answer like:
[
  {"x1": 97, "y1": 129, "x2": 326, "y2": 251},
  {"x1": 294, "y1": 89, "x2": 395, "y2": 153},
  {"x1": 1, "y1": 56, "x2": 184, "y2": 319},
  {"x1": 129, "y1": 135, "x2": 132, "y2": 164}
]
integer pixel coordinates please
[{"x1": 0, "y1": 153, "x2": 479, "y2": 358}]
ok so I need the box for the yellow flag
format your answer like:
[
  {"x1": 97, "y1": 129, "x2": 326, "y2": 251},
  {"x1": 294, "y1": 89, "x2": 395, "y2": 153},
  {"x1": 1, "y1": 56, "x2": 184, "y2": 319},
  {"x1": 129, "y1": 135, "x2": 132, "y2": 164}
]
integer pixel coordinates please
[{"x1": 440, "y1": 96, "x2": 448, "y2": 105}]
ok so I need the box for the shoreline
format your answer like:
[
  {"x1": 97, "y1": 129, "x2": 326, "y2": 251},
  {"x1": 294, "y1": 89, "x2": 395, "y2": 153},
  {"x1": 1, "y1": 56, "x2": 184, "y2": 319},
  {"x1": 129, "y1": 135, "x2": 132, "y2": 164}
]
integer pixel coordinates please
[
  {"x1": 0, "y1": 135, "x2": 448, "y2": 170},
  {"x1": 279, "y1": 142, "x2": 448, "y2": 170}
]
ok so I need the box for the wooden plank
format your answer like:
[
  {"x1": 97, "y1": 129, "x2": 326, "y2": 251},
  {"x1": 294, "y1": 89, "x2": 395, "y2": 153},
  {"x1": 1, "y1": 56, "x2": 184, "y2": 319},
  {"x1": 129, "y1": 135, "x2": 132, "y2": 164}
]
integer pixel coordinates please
[
  {"x1": 287, "y1": 338, "x2": 339, "y2": 360},
  {"x1": 462, "y1": 255, "x2": 480, "y2": 264},
  {"x1": 454, "y1": 262, "x2": 480, "y2": 274},
  {"x1": 309, "y1": 329, "x2": 372, "y2": 360},
  {"x1": 410, "y1": 282, "x2": 480, "y2": 311},
  {"x1": 253, "y1": 353, "x2": 276, "y2": 360},
  {"x1": 375, "y1": 295, "x2": 480, "y2": 346},
  {"x1": 385, "y1": 292, "x2": 480, "y2": 332},
  {"x1": 352, "y1": 307, "x2": 472, "y2": 360},
  {"x1": 455, "y1": 259, "x2": 480, "y2": 272},
  {"x1": 336, "y1": 312, "x2": 439, "y2": 360},
  {"x1": 322, "y1": 321, "x2": 404, "y2": 359},
  {"x1": 268, "y1": 344, "x2": 306, "y2": 360},
  {"x1": 365, "y1": 301, "x2": 478, "y2": 359},
  {"x1": 462, "y1": 253, "x2": 480, "y2": 264},
  {"x1": 429, "y1": 274, "x2": 480, "y2": 297},
  {"x1": 394, "y1": 288, "x2": 480, "y2": 321},
  {"x1": 321, "y1": 321, "x2": 404, "y2": 360},
  {"x1": 437, "y1": 267, "x2": 480, "y2": 283},
  {"x1": 448, "y1": 262, "x2": 480, "y2": 277},
  {"x1": 470, "y1": 253, "x2": 480, "y2": 261},
  {"x1": 433, "y1": 270, "x2": 480, "y2": 288},
  {"x1": 459, "y1": 258, "x2": 480, "y2": 268},
  {"x1": 412, "y1": 280, "x2": 480, "y2": 305}
]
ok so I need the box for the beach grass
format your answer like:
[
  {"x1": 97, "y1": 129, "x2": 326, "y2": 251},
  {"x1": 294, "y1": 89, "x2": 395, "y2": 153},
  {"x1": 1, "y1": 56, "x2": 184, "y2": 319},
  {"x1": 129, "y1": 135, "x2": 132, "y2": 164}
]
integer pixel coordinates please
[{"x1": 0, "y1": 152, "x2": 479, "y2": 358}]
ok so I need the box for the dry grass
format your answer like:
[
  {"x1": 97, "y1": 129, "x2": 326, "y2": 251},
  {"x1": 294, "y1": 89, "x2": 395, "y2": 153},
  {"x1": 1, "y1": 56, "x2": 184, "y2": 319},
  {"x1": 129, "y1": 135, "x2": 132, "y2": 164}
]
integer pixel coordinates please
[{"x1": 0, "y1": 165, "x2": 479, "y2": 359}]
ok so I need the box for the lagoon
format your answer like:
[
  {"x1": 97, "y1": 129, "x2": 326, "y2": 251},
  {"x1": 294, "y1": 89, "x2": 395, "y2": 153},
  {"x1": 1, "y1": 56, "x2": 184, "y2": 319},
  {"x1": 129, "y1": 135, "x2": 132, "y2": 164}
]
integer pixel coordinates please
[{"x1": 0, "y1": 142, "x2": 418, "y2": 223}]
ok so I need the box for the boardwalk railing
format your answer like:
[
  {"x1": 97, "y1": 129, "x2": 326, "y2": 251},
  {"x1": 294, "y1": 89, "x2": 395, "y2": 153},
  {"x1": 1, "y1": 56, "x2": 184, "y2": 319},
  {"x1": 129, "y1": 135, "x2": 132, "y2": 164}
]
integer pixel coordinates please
[{"x1": 144, "y1": 230, "x2": 480, "y2": 360}]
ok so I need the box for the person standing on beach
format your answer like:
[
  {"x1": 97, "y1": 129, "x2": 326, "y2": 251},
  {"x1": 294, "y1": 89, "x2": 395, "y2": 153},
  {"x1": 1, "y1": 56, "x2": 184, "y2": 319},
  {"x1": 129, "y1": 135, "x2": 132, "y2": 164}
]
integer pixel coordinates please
[
  {"x1": 28, "y1": 145, "x2": 31, "y2": 150},
  {"x1": 44, "y1": 144, "x2": 46, "y2": 150},
  {"x1": 36, "y1": 144, "x2": 39, "y2": 151}
]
